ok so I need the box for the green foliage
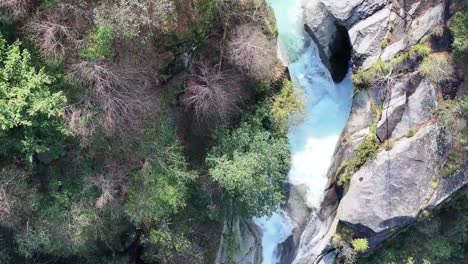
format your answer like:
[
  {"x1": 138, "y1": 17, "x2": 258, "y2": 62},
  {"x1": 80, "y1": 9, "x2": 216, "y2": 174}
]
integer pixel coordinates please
[
  {"x1": 380, "y1": 32, "x2": 393, "y2": 49},
  {"x1": 339, "y1": 134, "x2": 380, "y2": 185},
  {"x1": 438, "y1": 95, "x2": 468, "y2": 177},
  {"x1": 352, "y1": 238, "x2": 369, "y2": 252},
  {"x1": 94, "y1": 0, "x2": 176, "y2": 40},
  {"x1": 352, "y1": 43, "x2": 432, "y2": 90},
  {"x1": 0, "y1": 36, "x2": 67, "y2": 162},
  {"x1": 449, "y1": 11, "x2": 468, "y2": 58},
  {"x1": 271, "y1": 80, "x2": 305, "y2": 135},
  {"x1": 405, "y1": 129, "x2": 415, "y2": 138},
  {"x1": 125, "y1": 119, "x2": 197, "y2": 225},
  {"x1": 207, "y1": 115, "x2": 290, "y2": 218},
  {"x1": 143, "y1": 229, "x2": 191, "y2": 262},
  {"x1": 80, "y1": 25, "x2": 115, "y2": 61},
  {"x1": 419, "y1": 54, "x2": 455, "y2": 83}
]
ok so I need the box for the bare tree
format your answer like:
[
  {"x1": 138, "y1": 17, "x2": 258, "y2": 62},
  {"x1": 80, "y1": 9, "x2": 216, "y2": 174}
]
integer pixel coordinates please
[
  {"x1": 0, "y1": 0, "x2": 34, "y2": 18},
  {"x1": 182, "y1": 63, "x2": 243, "y2": 126},
  {"x1": 67, "y1": 61, "x2": 153, "y2": 143},
  {"x1": 227, "y1": 24, "x2": 276, "y2": 80},
  {"x1": 86, "y1": 163, "x2": 132, "y2": 208},
  {"x1": 0, "y1": 167, "x2": 36, "y2": 228},
  {"x1": 27, "y1": 2, "x2": 91, "y2": 60}
]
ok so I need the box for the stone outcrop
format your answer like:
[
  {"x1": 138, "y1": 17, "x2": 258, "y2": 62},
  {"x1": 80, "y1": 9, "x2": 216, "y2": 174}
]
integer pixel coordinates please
[
  {"x1": 216, "y1": 219, "x2": 262, "y2": 264},
  {"x1": 293, "y1": 1, "x2": 466, "y2": 260},
  {"x1": 304, "y1": 0, "x2": 447, "y2": 71}
]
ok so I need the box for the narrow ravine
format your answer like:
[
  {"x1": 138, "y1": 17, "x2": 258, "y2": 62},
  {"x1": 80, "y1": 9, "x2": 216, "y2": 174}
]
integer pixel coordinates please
[{"x1": 253, "y1": 0, "x2": 354, "y2": 263}]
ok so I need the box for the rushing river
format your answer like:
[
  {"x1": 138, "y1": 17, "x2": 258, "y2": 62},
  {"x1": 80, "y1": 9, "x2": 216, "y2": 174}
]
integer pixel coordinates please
[{"x1": 253, "y1": 0, "x2": 354, "y2": 263}]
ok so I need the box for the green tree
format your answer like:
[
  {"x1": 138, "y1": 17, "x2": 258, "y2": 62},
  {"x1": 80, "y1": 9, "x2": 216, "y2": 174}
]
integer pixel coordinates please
[
  {"x1": 271, "y1": 80, "x2": 305, "y2": 135},
  {"x1": 207, "y1": 116, "x2": 290, "y2": 218},
  {"x1": 450, "y1": 11, "x2": 468, "y2": 58},
  {"x1": 0, "y1": 35, "x2": 67, "y2": 162},
  {"x1": 125, "y1": 119, "x2": 197, "y2": 226}
]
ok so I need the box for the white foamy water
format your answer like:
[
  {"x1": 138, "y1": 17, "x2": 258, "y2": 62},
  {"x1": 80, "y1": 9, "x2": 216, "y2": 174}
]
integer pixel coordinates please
[{"x1": 253, "y1": 0, "x2": 354, "y2": 263}]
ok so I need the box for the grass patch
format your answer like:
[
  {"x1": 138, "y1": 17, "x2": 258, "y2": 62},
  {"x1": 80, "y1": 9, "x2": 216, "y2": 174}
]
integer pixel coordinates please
[
  {"x1": 419, "y1": 54, "x2": 455, "y2": 84},
  {"x1": 352, "y1": 43, "x2": 432, "y2": 90},
  {"x1": 338, "y1": 133, "x2": 381, "y2": 185}
]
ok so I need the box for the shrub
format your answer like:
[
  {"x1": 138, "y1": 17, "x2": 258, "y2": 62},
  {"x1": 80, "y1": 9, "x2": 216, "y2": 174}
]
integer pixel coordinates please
[
  {"x1": 352, "y1": 238, "x2": 369, "y2": 252},
  {"x1": 438, "y1": 95, "x2": 467, "y2": 177},
  {"x1": 0, "y1": 166, "x2": 38, "y2": 228},
  {"x1": 352, "y1": 43, "x2": 432, "y2": 90},
  {"x1": 383, "y1": 139, "x2": 395, "y2": 151},
  {"x1": 270, "y1": 80, "x2": 305, "y2": 135},
  {"x1": 405, "y1": 129, "x2": 415, "y2": 138},
  {"x1": 419, "y1": 54, "x2": 455, "y2": 83},
  {"x1": 449, "y1": 11, "x2": 468, "y2": 58},
  {"x1": 0, "y1": 0, "x2": 34, "y2": 19},
  {"x1": 142, "y1": 229, "x2": 192, "y2": 263},
  {"x1": 80, "y1": 25, "x2": 115, "y2": 61},
  {"x1": 94, "y1": 0, "x2": 176, "y2": 40},
  {"x1": 0, "y1": 36, "x2": 67, "y2": 162},
  {"x1": 338, "y1": 134, "x2": 380, "y2": 185}
]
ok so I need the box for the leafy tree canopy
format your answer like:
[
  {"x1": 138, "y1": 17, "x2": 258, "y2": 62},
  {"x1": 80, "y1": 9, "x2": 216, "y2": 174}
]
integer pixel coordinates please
[
  {"x1": 207, "y1": 115, "x2": 290, "y2": 218},
  {"x1": 0, "y1": 35, "x2": 67, "y2": 162}
]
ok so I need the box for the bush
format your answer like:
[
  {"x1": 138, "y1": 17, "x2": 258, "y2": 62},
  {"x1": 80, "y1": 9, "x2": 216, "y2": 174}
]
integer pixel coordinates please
[
  {"x1": 352, "y1": 43, "x2": 432, "y2": 90},
  {"x1": 0, "y1": 36, "x2": 67, "y2": 162},
  {"x1": 338, "y1": 134, "x2": 380, "y2": 185},
  {"x1": 182, "y1": 63, "x2": 243, "y2": 127},
  {"x1": 405, "y1": 129, "x2": 415, "y2": 138},
  {"x1": 352, "y1": 238, "x2": 369, "y2": 252},
  {"x1": 80, "y1": 25, "x2": 115, "y2": 61},
  {"x1": 438, "y1": 95, "x2": 467, "y2": 177},
  {"x1": 94, "y1": 0, "x2": 176, "y2": 40},
  {"x1": 419, "y1": 54, "x2": 455, "y2": 83},
  {"x1": 270, "y1": 80, "x2": 305, "y2": 135},
  {"x1": 449, "y1": 11, "x2": 468, "y2": 58}
]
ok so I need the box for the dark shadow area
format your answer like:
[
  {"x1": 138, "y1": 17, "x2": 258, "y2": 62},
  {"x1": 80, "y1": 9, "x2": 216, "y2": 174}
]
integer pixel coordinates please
[{"x1": 328, "y1": 23, "x2": 352, "y2": 83}]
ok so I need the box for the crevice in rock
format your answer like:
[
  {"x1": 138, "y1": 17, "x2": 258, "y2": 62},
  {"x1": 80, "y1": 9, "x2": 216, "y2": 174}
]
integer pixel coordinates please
[{"x1": 329, "y1": 23, "x2": 353, "y2": 83}]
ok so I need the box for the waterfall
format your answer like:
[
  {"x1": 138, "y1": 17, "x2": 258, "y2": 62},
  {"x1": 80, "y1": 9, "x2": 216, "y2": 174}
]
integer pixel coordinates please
[{"x1": 253, "y1": 0, "x2": 354, "y2": 263}]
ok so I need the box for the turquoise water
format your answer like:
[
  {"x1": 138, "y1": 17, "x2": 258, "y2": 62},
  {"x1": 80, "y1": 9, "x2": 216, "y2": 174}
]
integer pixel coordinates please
[{"x1": 254, "y1": 0, "x2": 354, "y2": 263}]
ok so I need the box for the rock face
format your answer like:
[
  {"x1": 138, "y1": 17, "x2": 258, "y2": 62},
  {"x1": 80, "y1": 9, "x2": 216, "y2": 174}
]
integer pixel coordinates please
[
  {"x1": 293, "y1": 1, "x2": 467, "y2": 263},
  {"x1": 216, "y1": 219, "x2": 262, "y2": 264},
  {"x1": 304, "y1": 0, "x2": 446, "y2": 70},
  {"x1": 338, "y1": 123, "x2": 442, "y2": 236}
]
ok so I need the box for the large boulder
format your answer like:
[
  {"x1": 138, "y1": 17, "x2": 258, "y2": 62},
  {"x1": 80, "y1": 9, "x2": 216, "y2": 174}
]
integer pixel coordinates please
[{"x1": 337, "y1": 123, "x2": 443, "y2": 237}]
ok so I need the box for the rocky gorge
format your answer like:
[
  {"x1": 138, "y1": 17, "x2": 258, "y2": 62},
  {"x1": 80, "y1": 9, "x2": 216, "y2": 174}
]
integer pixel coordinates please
[{"x1": 217, "y1": 0, "x2": 467, "y2": 263}]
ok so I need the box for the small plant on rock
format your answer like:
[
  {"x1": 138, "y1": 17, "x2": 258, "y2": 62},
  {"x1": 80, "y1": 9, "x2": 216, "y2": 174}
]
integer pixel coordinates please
[
  {"x1": 352, "y1": 238, "x2": 369, "y2": 252},
  {"x1": 405, "y1": 129, "x2": 416, "y2": 138}
]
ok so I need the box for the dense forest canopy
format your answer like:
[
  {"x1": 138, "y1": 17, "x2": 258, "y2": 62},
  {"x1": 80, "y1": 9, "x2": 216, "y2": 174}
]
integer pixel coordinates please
[{"x1": 0, "y1": 0, "x2": 301, "y2": 263}]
